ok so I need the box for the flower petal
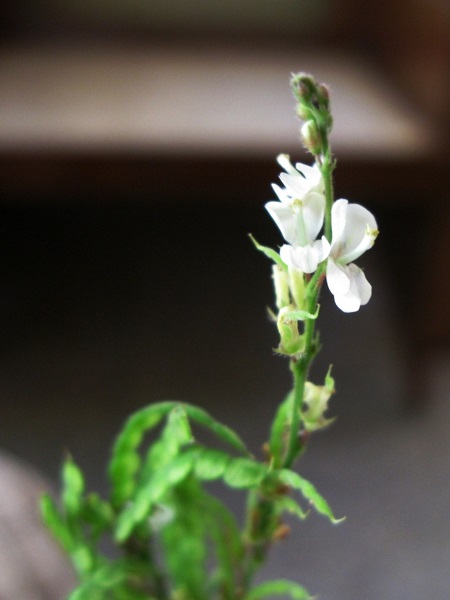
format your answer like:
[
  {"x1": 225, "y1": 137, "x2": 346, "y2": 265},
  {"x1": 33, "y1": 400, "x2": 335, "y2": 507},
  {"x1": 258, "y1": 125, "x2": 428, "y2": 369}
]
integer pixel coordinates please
[
  {"x1": 326, "y1": 258, "x2": 351, "y2": 297},
  {"x1": 331, "y1": 199, "x2": 378, "y2": 264},
  {"x1": 280, "y1": 237, "x2": 330, "y2": 274},
  {"x1": 301, "y1": 191, "x2": 326, "y2": 243},
  {"x1": 348, "y1": 263, "x2": 372, "y2": 306},
  {"x1": 276, "y1": 154, "x2": 298, "y2": 176},
  {"x1": 271, "y1": 183, "x2": 294, "y2": 205},
  {"x1": 265, "y1": 201, "x2": 296, "y2": 246},
  {"x1": 327, "y1": 261, "x2": 372, "y2": 313}
]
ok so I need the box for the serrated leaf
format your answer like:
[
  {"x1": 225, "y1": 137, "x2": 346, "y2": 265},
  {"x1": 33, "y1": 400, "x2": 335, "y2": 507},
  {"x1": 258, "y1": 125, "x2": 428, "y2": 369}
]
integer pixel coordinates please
[
  {"x1": 142, "y1": 405, "x2": 194, "y2": 475},
  {"x1": 194, "y1": 448, "x2": 230, "y2": 480},
  {"x1": 278, "y1": 470, "x2": 344, "y2": 524},
  {"x1": 165, "y1": 405, "x2": 193, "y2": 448},
  {"x1": 115, "y1": 451, "x2": 197, "y2": 542},
  {"x1": 108, "y1": 401, "x2": 178, "y2": 507},
  {"x1": 183, "y1": 404, "x2": 249, "y2": 455},
  {"x1": 246, "y1": 578, "x2": 311, "y2": 599},
  {"x1": 224, "y1": 458, "x2": 267, "y2": 489}
]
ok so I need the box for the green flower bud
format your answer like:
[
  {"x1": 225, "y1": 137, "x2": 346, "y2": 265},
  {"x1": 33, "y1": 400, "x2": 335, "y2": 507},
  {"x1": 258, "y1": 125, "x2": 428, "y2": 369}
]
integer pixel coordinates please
[
  {"x1": 301, "y1": 120, "x2": 323, "y2": 155},
  {"x1": 277, "y1": 307, "x2": 305, "y2": 356},
  {"x1": 272, "y1": 264, "x2": 290, "y2": 310},
  {"x1": 302, "y1": 369, "x2": 335, "y2": 431},
  {"x1": 288, "y1": 266, "x2": 306, "y2": 311}
]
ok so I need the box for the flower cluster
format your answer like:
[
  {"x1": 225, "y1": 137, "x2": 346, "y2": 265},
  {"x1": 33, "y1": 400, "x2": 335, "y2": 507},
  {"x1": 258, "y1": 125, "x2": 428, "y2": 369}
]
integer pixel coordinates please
[{"x1": 266, "y1": 155, "x2": 378, "y2": 314}]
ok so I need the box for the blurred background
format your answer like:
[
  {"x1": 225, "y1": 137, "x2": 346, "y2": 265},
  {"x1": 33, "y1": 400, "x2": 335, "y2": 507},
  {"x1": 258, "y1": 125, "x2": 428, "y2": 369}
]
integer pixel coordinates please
[{"x1": 0, "y1": 0, "x2": 448, "y2": 598}]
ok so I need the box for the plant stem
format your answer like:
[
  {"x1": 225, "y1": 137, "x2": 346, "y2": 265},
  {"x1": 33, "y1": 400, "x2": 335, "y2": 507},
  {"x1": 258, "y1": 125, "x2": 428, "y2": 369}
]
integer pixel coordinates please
[{"x1": 321, "y1": 153, "x2": 334, "y2": 243}]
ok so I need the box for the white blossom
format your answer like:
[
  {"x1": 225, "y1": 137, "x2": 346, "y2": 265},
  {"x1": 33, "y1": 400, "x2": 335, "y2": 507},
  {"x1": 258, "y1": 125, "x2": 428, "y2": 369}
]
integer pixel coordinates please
[
  {"x1": 326, "y1": 199, "x2": 378, "y2": 312},
  {"x1": 265, "y1": 155, "x2": 329, "y2": 273}
]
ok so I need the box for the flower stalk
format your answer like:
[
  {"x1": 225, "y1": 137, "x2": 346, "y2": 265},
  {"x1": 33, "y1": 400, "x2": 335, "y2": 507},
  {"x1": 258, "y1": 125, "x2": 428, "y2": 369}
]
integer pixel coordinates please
[{"x1": 41, "y1": 72, "x2": 376, "y2": 600}]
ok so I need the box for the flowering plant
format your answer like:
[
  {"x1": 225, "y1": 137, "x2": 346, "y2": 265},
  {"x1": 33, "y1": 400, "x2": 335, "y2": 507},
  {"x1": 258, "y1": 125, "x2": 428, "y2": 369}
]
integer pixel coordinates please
[{"x1": 41, "y1": 74, "x2": 378, "y2": 600}]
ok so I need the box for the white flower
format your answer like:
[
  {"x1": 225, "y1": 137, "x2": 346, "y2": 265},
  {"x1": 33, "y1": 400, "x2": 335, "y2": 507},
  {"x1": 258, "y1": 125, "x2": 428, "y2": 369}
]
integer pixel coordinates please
[
  {"x1": 265, "y1": 155, "x2": 329, "y2": 273},
  {"x1": 326, "y1": 199, "x2": 378, "y2": 312}
]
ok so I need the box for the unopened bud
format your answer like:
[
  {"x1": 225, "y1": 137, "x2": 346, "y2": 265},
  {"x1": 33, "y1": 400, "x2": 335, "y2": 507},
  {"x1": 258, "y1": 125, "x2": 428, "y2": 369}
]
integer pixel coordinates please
[
  {"x1": 272, "y1": 265, "x2": 290, "y2": 310},
  {"x1": 317, "y1": 83, "x2": 330, "y2": 108},
  {"x1": 277, "y1": 307, "x2": 304, "y2": 356},
  {"x1": 288, "y1": 265, "x2": 306, "y2": 311},
  {"x1": 301, "y1": 120, "x2": 322, "y2": 155},
  {"x1": 296, "y1": 103, "x2": 312, "y2": 121},
  {"x1": 302, "y1": 369, "x2": 335, "y2": 431}
]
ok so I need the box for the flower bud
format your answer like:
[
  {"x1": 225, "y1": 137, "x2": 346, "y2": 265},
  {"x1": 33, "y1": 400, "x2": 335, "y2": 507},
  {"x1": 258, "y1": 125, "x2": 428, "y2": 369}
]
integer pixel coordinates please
[
  {"x1": 288, "y1": 266, "x2": 306, "y2": 311},
  {"x1": 277, "y1": 307, "x2": 304, "y2": 356},
  {"x1": 290, "y1": 73, "x2": 316, "y2": 104},
  {"x1": 302, "y1": 370, "x2": 335, "y2": 431},
  {"x1": 317, "y1": 83, "x2": 330, "y2": 108},
  {"x1": 301, "y1": 120, "x2": 322, "y2": 155},
  {"x1": 272, "y1": 265, "x2": 290, "y2": 310},
  {"x1": 296, "y1": 103, "x2": 312, "y2": 121}
]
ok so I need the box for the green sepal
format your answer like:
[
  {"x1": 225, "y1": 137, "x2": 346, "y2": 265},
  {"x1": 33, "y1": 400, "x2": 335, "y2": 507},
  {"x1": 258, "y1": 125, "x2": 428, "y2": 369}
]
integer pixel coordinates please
[
  {"x1": 282, "y1": 306, "x2": 320, "y2": 322},
  {"x1": 278, "y1": 469, "x2": 344, "y2": 524},
  {"x1": 325, "y1": 365, "x2": 334, "y2": 391},
  {"x1": 249, "y1": 234, "x2": 287, "y2": 271},
  {"x1": 246, "y1": 578, "x2": 312, "y2": 599}
]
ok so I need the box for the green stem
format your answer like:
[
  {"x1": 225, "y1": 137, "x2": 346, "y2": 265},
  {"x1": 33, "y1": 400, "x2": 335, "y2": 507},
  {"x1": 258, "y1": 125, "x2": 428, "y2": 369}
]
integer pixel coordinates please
[
  {"x1": 283, "y1": 356, "x2": 308, "y2": 469},
  {"x1": 321, "y1": 153, "x2": 334, "y2": 243}
]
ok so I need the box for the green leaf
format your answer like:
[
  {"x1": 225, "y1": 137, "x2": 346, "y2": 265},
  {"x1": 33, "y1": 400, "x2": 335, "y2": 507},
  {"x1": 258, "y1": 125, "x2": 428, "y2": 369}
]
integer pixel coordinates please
[
  {"x1": 278, "y1": 470, "x2": 344, "y2": 524},
  {"x1": 40, "y1": 493, "x2": 74, "y2": 552},
  {"x1": 81, "y1": 494, "x2": 114, "y2": 541},
  {"x1": 183, "y1": 404, "x2": 249, "y2": 455},
  {"x1": 249, "y1": 234, "x2": 287, "y2": 270},
  {"x1": 108, "y1": 401, "x2": 178, "y2": 507},
  {"x1": 161, "y1": 478, "x2": 210, "y2": 600},
  {"x1": 193, "y1": 448, "x2": 230, "y2": 480},
  {"x1": 268, "y1": 391, "x2": 293, "y2": 467},
  {"x1": 276, "y1": 495, "x2": 308, "y2": 521},
  {"x1": 62, "y1": 456, "x2": 85, "y2": 517},
  {"x1": 202, "y1": 494, "x2": 244, "y2": 598},
  {"x1": 115, "y1": 450, "x2": 197, "y2": 543},
  {"x1": 68, "y1": 559, "x2": 155, "y2": 600},
  {"x1": 246, "y1": 579, "x2": 311, "y2": 599},
  {"x1": 142, "y1": 405, "x2": 194, "y2": 475},
  {"x1": 110, "y1": 401, "x2": 248, "y2": 508},
  {"x1": 224, "y1": 458, "x2": 267, "y2": 489}
]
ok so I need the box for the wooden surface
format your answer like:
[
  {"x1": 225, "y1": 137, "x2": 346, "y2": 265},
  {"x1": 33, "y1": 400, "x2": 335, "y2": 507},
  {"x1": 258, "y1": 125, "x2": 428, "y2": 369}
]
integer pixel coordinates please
[{"x1": 0, "y1": 41, "x2": 435, "y2": 158}]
